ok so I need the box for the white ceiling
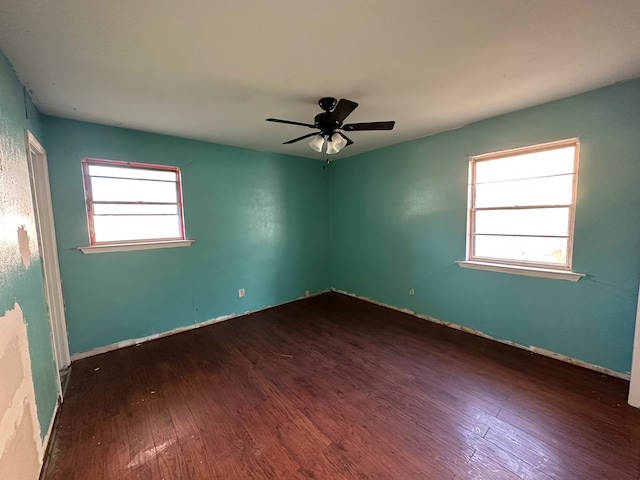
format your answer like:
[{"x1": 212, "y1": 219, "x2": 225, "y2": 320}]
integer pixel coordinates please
[{"x1": 1, "y1": 1, "x2": 639, "y2": 159}]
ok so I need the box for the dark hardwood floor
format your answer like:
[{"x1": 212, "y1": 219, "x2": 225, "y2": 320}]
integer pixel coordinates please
[{"x1": 42, "y1": 292, "x2": 640, "y2": 479}]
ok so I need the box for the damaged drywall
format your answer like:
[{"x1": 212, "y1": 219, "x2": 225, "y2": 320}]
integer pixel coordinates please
[
  {"x1": 0, "y1": 47, "x2": 60, "y2": 479},
  {"x1": 0, "y1": 304, "x2": 44, "y2": 480},
  {"x1": 17, "y1": 226, "x2": 31, "y2": 269}
]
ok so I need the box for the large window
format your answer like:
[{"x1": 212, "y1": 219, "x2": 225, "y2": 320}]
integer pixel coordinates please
[
  {"x1": 466, "y1": 138, "x2": 579, "y2": 271},
  {"x1": 82, "y1": 158, "x2": 186, "y2": 245}
]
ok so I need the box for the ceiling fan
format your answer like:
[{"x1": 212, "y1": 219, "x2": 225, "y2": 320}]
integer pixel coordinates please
[{"x1": 266, "y1": 97, "x2": 395, "y2": 155}]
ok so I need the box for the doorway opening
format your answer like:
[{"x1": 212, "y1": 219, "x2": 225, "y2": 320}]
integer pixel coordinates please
[{"x1": 26, "y1": 130, "x2": 70, "y2": 394}]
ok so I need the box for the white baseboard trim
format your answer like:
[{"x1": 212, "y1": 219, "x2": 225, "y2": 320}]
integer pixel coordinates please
[
  {"x1": 70, "y1": 290, "x2": 330, "y2": 362},
  {"x1": 70, "y1": 287, "x2": 630, "y2": 381},
  {"x1": 332, "y1": 288, "x2": 630, "y2": 381}
]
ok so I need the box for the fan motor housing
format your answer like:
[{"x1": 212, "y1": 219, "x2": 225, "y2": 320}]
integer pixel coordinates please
[{"x1": 314, "y1": 112, "x2": 341, "y2": 136}]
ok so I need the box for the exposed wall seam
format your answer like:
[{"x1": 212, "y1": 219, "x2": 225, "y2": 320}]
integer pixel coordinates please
[
  {"x1": 22, "y1": 87, "x2": 28, "y2": 120},
  {"x1": 331, "y1": 288, "x2": 630, "y2": 380},
  {"x1": 70, "y1": 290, "x2": 331, "y2": 361}
]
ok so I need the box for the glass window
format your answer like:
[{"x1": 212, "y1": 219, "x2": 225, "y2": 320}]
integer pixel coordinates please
[
  {"x1": 82, "y1": 158, "x2": 186, "y2": 245},
  {"x1": 467, "y1": 139, "x2": 579, "y2": 270}
]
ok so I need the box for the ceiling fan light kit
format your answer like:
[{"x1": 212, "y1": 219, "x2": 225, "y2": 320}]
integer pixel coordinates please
[
  {"x1": 266, "y1": 97, "x2": 395, "y2": 155},
  {"x1": 325, "y1": 138, "x2": 340, "y2": 155},
  {"x1": 308, "y1": 132, "x2": 349, "y2": 155},
  {"x1": 332, "y1": 133, "x2": 347, "y2": 150},
  {"x1": 309, "y1": 134, "x2": 325, "y2": 152}
]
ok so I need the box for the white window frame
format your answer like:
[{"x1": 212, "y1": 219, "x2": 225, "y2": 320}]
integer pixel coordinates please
[
  {"x1": 458, "y1": 138, "x2": 584, "y2": 281},
  {"x1": 78, "y1": 158, "x2": 194, "y2": 254}
]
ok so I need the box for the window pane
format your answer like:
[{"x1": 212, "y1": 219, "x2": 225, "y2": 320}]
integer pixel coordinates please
[
  {"x1": 475, "y1": 174, "x2": 573, "y2": 208},
  {"x1": 90, "y1": 177, "x2": 178, "y2": 203},
  {"x1": 88, "y1": 164, "x2": 177, "y2": 181},
  {"x1": 475, "y1": 208, "x2": 570, "y2": 236},
  {"x1": 475, "y1": 146, "x2": 575, "y2": 183},
  {"x1": 474, "y1": 235, "x2": 568, "y2": 265},
  {"x1": 93, "y1": 215, "x2": 182, "y2": 242},
  {"x1": 94, "y1": 203, "x2": 178, "y2": 215}
]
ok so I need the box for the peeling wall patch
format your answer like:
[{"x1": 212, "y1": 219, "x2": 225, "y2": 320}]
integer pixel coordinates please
[
  {"x1": 0, "y1": 304, "x2": 44, "y2": 478},
  {"x1": 17, "y1": 225, "x2": 30, "y2": 269}
]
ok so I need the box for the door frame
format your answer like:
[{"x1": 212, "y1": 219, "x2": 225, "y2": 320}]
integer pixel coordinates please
[
  {"x1": 25, "y1": 130, "x2": 71, "y2": 372},
  {"x1": 630, "y1": 284, "x2": 640, "y2": 407}
]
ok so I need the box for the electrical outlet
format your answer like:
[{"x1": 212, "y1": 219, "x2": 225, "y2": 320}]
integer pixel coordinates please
[
  {"x1": 409, "y1": 288, "x2": 415, "y2": 296},
  {"x1": 238, "y1": 288, "x2": 245, "y2": 298},
  {"x1": 305, "y1": 290, "x2": 310, "y2": 297}
]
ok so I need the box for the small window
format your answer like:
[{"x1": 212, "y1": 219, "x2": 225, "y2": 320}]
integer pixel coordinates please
[
  {"x1": 82, "y1": 158, "x2": 186, "y2": 245},
  {"x1": 466, "y1": 138, "x2": 579, "y2": 270}
]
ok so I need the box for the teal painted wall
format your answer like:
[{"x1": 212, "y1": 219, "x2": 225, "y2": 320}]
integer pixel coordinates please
[
  {"x1": 42, "y1": 117, "x2": 331, "y2": 354},
  {"x1": 330, "y1": 79, "x2": 640, "y2": 374},
  {"x1": 0, "y1": 50, "x2": 59, "y2": 436}
]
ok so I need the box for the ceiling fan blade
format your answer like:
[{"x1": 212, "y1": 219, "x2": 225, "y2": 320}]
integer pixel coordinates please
[
  {"x1": 266, "y1": 118, "x2": 315, "y2": 128},
  {"x1": 331, "y1": 99, "x2": 358, "y2": 123},
  {"x1": 342, "y1": 121, "x2": 395, "y2": 131},
  {"x1": 283, "y1": 132, "x2": 319, "y2": 144},
  {"x1": 337, "y1": 132, "x2": 354, "y2": 146}
]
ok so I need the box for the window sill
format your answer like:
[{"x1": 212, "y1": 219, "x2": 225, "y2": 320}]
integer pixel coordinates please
[
  {"x1": 77, "y1": 239, "x2": 194, "y2": 254},
  {"x1": 456, "y1": 261, "x2": 585, "y2": 282}
]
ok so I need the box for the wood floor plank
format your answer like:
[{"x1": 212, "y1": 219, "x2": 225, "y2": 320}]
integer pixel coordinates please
[
  {"x1": 461, "y1": 450, "x2": 522, "y2": 480},
  {"x1": 43, "y1": 292, "x2": 640, "y2": 479},
  {"x1": 496, "y1": 407, "x2": 640, "y2": 477}
]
